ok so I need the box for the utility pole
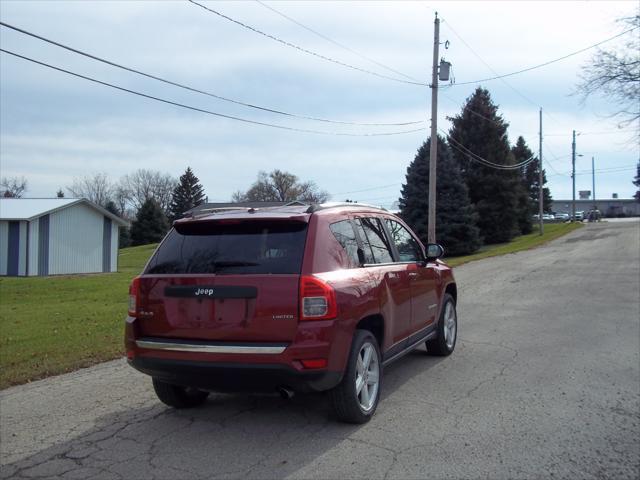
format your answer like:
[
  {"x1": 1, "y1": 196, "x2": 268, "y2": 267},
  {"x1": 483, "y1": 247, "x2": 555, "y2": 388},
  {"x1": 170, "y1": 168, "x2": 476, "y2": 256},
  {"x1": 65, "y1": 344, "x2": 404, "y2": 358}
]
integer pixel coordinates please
[
  {"x1": 592, "y1": 156, "x2": 596, "y2": 211},
  {"x1": 571, "y1": 130, "x2": 576, "y2": 221},
  {"x1": 538, "y1": 108, "x2": 544, "y2": 235},
  {"x1": 427, "y1": 12, "x2": 440, "y2": 244}
]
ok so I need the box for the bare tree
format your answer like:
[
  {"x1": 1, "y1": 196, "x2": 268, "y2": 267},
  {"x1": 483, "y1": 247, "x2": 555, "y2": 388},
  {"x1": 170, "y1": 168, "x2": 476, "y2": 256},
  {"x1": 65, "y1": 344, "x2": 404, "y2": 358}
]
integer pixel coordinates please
[
  {"x1": 230, "y1": 190, "x2": 248, "y2": 202},
  {"x1": 119, "y1": 169, "x2": 177, "y2": 215},
  {"x1": 67, "y1": 173, "x2": 113, "y2": 206},
  {"x1": 1, "y1": 176, "x2": 28, "y2": 198},
  {"x1": 236, "y1": 170, "x2": 329, "y2": 203},
  {"x1": 577, "y1": 13, "x2": 640, "y2": 129},
  {"x1": 296, "y1": 180, "x2": 330, "y2": 203}
]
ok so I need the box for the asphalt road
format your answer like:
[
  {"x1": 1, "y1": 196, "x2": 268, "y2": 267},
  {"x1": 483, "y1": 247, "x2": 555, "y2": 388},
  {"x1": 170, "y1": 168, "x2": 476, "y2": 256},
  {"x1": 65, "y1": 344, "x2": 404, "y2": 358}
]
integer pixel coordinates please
[{"x1": 1, "y1": 220, "x2": 639, "y2": 479}]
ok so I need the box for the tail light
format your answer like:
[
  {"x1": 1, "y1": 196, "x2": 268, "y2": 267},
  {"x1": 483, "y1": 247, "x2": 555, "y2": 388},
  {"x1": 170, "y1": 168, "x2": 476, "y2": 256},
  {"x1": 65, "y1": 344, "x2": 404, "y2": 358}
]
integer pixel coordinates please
[
  {"x1": 300, "y1": 276, "x2": 337, "y2": 320},
  {"x1": 128, "y1": 276, "x2": 141, "y2": 316}
]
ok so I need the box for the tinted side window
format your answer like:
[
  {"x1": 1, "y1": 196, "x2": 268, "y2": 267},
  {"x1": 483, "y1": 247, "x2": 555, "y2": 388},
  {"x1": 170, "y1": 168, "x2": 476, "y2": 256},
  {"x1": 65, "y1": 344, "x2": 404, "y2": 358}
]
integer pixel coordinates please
[
  {"x1": 329, "y1": 220, "x2": 359, "y2": 268},
  {"x1": 357, "y1": 217, "x2": 394, "y2": 264},
  {"x1": 352, "y1": 219, "x2": 375, "y2": 264},
  {"x1": 385, "y1": 219, "x2": 423, "y2": 262}
]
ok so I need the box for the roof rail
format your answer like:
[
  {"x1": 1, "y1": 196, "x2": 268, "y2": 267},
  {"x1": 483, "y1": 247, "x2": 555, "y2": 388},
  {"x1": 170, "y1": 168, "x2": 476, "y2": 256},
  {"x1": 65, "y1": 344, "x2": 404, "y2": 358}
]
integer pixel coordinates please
[{"x1": 306, "y1": 202, "x2": 388, "y2": 213}]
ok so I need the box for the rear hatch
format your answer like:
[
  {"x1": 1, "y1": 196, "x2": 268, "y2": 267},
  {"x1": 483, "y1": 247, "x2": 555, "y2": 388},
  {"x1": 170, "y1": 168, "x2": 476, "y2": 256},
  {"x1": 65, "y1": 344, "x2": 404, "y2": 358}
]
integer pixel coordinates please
[{"x1": 137, "y1": 219, "x2": 308, "y2": 342}]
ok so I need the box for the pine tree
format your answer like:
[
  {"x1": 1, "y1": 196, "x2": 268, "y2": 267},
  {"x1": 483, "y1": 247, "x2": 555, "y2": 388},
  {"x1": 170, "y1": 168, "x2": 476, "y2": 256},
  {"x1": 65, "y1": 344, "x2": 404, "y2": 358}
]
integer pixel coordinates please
[
  {"x1": 130, "y1": 199, "x2": 169, "y2": 246},
  {"x1": 448, "y1": 87, "x2": 527, "y2": 244},
  {"x1": 104, "y1": 200, "x2": 130, "y2": 248},
  {"x1": 168, "y1": 167, "x2": 205, "y2": 222},
  {"x1": 399, "y1": 136, "x2": 481, "y2": 256},
  {"x1": 513, "y1": 137, "x2": 553, "y2": 219}
]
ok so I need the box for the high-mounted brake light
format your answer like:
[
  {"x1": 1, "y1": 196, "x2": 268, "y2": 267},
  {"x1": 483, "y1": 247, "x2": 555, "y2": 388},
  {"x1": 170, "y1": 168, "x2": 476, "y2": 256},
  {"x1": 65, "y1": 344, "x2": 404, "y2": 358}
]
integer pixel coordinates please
[
  {"x1": 300, "y1": 276, "x2": 337, "y2": 321},
  {"x1": 128, "y1": 276, "x2": 141, "y2": 317}
]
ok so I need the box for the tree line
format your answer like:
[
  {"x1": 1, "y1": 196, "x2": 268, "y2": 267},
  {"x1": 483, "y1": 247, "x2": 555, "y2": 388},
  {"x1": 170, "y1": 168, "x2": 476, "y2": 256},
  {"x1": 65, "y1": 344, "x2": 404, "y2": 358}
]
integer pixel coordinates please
[{"x1": 399, "y1": 87, "x2": 553, "y2": 256}]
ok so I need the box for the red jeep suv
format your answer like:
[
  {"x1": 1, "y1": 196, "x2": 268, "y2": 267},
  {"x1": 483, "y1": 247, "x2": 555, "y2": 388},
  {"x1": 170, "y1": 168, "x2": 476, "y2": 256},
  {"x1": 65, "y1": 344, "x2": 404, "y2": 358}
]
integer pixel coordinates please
[{"x1": 125, "y1": 203, "x2": 457, "y2": 423}]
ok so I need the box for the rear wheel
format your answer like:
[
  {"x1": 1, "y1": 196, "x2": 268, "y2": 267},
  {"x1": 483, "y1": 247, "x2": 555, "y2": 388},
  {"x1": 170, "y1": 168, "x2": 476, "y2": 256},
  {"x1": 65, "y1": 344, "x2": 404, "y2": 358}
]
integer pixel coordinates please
[
  {"x1": 152, "y1": 378, "x2": 209, "y2": 408},
  {"x1": 425, "y1": 293, "x2": 457, "y2": 356},
  {"x1": 330, "y1": 330, "x2": 381, "y2": 424}
]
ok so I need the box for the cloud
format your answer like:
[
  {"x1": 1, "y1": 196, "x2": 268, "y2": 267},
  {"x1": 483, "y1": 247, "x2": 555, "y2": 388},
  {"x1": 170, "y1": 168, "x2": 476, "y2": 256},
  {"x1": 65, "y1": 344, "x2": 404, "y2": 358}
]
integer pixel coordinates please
[{"x1": 1, "y1": 0, "x2": 638, "y2": 206}]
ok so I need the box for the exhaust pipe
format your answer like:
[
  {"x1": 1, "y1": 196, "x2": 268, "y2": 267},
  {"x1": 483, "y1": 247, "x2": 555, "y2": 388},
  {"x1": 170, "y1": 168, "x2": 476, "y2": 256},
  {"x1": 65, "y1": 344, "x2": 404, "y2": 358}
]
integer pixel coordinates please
[{"x1": 277, "y1": 387, "x2": 294, "y2": 400}]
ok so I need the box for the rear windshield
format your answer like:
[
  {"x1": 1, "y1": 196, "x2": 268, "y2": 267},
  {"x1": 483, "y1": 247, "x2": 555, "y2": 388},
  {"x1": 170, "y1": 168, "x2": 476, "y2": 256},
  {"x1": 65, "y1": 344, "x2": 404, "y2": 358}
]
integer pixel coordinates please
[{"x1": 145, "y1": 221, "x2": 308, "y2": 275}]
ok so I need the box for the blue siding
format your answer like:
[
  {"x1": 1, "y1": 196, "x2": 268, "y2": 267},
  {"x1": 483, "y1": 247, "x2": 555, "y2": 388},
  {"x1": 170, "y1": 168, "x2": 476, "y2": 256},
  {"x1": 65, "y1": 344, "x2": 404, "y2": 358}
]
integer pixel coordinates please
[
  {"x1": 38, "y1": 215, "x2": 49, "y2": 276},
  {"x1": 102, "y1": 217, "x2": 112, "y2": 272},
  {"x1": 7, "y1": 221, "x2": 19, "y2": 276}
]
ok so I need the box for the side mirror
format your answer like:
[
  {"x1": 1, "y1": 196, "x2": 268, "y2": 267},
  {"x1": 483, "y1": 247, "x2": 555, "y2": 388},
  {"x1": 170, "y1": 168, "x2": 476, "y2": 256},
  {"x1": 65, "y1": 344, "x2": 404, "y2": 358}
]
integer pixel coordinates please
[{"x1": 426, "y1": 243, "x2": 444, "y2": 261}]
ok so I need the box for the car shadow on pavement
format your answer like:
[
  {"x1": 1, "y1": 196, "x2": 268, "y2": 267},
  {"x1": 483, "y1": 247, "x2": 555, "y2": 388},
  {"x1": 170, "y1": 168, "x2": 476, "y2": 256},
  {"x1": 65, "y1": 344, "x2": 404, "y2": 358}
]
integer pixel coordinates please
[{"x1": 1, "y1": 350, "x2": 446, "y2": 480}]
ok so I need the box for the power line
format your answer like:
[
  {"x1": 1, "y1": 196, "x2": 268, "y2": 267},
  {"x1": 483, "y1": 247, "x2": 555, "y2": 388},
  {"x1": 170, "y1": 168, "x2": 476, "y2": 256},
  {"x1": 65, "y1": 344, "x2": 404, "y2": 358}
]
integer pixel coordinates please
[
  {"x1": 0, "y1": 21, "x2": 423, "y2": 127},
  {"x1": 445, "y1": 131, "x2": 536, "y2": 170},
  {"x1": 545, "y1": 130, "x2": 635, "y2": 136},
  {"x1": 450, "y1": 27, "x2": 638, "y2": 86},
  {"x1": 0, "y1": 48, "x2": 426, "y2": 137},
  {"x1": 441, "y1": 19, "x2": 543, "y2": 110},
  {"x1": 549, "y1": 167, "x2": 635, "y2": 177},
  {"x1": 330, "y1": 182, "x2": 401, "y2": 196},
  {"x1": 255, "y1": 0, "x2": 422, "y2": 83},
  {"x1": 441, "y1": 92, "x2": 506, "y2": 128},
  {"x1": 187, "y1": 0, "x2": 428, "y2": 86}
]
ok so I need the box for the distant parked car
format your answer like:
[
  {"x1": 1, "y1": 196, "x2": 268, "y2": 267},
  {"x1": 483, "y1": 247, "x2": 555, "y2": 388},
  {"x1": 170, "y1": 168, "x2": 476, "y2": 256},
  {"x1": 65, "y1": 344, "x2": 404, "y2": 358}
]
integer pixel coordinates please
[
  {"x1": 572, "y1": 211, "x2": 584, "y2": 221},
  {"x1": 542, "y1": 214, "x2": 555, "y2": 221},
  {"x1": 587, "y1": 209, "x2": 602, "y2": 222},
  {"x1": 554, "y1": 212, "x2": 570, "y2": 221}
]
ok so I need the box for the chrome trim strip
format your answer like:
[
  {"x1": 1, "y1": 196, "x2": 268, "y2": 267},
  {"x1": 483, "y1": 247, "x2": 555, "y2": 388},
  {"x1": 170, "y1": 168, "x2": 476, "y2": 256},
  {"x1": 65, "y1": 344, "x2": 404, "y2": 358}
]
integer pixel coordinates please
[
  {"x1": 135, "y1": 340, "x2": 287, "y2": 354},
  {"x1": 382, "y1": 331, "x2": 436, "y2": 367}
]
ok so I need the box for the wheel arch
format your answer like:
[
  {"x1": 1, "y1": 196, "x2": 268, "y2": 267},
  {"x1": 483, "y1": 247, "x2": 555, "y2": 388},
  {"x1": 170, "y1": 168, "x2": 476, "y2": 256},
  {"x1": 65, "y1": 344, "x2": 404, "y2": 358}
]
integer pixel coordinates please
[
  {"x1": 355, "y1": 314, "x2": 385, "y2": 350},
  {"x1": 444, "y1": 282, "x2": 457, "y2": 304}
]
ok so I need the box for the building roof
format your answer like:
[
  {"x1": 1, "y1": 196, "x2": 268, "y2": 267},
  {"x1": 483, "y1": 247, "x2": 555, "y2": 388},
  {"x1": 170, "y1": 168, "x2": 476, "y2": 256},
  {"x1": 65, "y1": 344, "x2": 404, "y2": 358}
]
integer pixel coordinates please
[{"x1": 0, "y1": 198, "x2": 129, "y2": 226}]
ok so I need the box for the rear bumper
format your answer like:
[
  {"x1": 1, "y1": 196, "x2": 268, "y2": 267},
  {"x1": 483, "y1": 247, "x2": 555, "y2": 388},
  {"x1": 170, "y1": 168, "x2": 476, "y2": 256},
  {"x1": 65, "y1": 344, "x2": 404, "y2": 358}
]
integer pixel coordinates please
[
  {"x1": 129, "y1": 356, "x2": 341, "y2": 393},
  {"x1": 125, "y1": 316, "x2": 349, "y2": 393}
]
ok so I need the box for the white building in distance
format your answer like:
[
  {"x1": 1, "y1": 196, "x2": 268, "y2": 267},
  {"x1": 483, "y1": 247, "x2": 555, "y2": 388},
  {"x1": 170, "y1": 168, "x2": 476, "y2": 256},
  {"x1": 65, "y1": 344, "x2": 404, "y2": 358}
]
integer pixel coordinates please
[{"x1": 0, "y1": 198, "x2": 128, "y2": 276}]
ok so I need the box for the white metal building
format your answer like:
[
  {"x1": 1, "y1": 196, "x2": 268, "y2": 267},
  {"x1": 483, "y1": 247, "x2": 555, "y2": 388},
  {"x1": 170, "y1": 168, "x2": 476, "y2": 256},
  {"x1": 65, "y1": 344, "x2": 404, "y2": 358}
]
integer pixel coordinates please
[{"x1": 0, "y1": 198, "x2": 128, "y2": 276}]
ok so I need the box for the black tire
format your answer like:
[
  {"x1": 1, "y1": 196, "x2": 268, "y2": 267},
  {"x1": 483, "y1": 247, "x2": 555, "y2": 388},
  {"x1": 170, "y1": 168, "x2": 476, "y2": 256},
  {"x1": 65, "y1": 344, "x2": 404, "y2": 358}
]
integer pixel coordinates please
[
  {"x1": 425, "y1": 293, "x2": 457, "y2": 356},
  {"x1": 329, "y1": 330, "x2": 382, "y2": 424},
  {"x1": 152, "y1": 378, "x2": 210, "y2": 408}
]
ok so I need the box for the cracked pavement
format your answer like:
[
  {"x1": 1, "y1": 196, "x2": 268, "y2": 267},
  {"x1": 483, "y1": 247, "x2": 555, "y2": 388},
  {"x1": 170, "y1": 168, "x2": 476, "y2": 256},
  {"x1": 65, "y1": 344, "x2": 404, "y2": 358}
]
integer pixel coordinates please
[{"x1": 1, "y1": 219, "x2": 639, "y2": 479}]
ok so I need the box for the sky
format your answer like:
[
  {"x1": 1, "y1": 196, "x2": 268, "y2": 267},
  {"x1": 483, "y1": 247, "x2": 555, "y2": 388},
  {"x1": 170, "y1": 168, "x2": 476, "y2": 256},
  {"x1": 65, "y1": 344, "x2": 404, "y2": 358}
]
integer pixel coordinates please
[{"x1": 1, "y1": 0, "x2": 638, "y2": 209}]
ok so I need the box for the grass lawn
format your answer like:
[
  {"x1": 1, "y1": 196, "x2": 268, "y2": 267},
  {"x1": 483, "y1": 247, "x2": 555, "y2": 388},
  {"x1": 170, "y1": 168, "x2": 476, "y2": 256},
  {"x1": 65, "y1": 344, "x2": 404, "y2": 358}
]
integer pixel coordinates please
[
  {"x1": 0, "y1": 222, "x2": 582, "y2": 389},
  {"x1": 0, "y1": 244, "x2": 157, "y2": 389},
  {"x1": 446, "y1": 222, "x2": 583, "y2": 267}
]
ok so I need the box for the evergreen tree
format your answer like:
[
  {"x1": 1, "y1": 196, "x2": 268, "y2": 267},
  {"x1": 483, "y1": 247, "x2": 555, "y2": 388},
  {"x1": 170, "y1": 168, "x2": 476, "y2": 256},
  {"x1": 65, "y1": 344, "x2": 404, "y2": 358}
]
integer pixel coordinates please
[
  {"x1": 130, "y1": 199, "x2": 169, "y2": 246},
  {"x1": 56, "y1": 189, "x2": 64, "y2": 198},
  {"x1": 448, "y1": 87, "x2": 527, "y2": 244},
  {"x1": 513, "y1": 137, "x2": 553, "y2": 217},
  {"x1": 168, "y1": 167, "x2": 205, "y2": 222},
  {"x1": 104, "y1": 200, "x2": 130, "y2": 248},
  {"x1": 399, "y1": 135, "x2": 481, "y2": 256}
]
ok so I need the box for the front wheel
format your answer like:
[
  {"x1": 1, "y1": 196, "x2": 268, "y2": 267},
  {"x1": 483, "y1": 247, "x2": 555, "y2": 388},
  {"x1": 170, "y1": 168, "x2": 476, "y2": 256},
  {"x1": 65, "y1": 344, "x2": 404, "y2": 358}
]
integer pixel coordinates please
[
  {"x1": 330, "y1": 330, "x2": 382, "y2": 424},
  {"x1": 425, "y1": 293, "x2": 457, "y2": 356},
  {"x1": 152, "y1": 378, "x2": 210, "y2": 408}
]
